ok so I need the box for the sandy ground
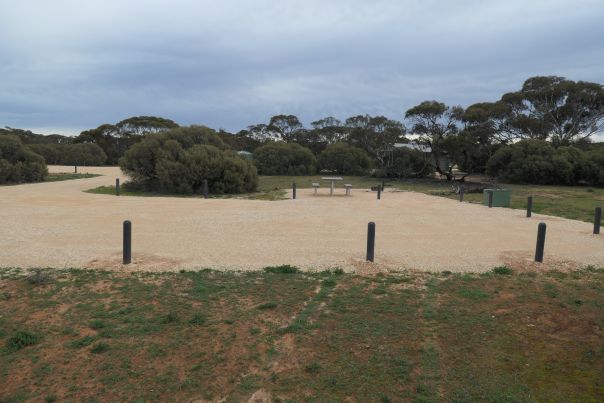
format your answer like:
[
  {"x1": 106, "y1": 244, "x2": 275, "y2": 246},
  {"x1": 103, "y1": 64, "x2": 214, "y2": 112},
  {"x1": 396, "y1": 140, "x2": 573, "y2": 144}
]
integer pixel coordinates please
[{"x1": 1, "y1": 165, "x2": 603, "y2": 273}]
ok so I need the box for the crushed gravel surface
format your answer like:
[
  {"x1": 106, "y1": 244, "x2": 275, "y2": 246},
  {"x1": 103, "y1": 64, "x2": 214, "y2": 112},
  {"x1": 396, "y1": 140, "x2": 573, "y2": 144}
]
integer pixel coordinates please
[{"x1": 1, "y1": 166, "x2": 603, "y2": 273}]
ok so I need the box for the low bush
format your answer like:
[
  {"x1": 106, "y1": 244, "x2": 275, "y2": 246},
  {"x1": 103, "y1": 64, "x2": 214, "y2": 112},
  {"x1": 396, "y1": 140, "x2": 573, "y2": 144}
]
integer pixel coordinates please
[
  {"x1": 486, "y1": 140, "x2": 601, "y2": 185},
  {"x1": 120, "y1": 126, "x2": 258, "y2": 194},
  {"x1": 263, "y1": 265, "x2": 300, "y2": 274},
  {"x1": 0, "y1": 135, "x2": 47, "y2": 184},
  {"x1": 317, "y1": 142, "x2": 372, "y2": 175},
  {"x1": 253, "y1": 142, "x2": 317, "y2": 175},
  {"x1": 29, "y1": 143, "x2": 107, "y2": 166}
]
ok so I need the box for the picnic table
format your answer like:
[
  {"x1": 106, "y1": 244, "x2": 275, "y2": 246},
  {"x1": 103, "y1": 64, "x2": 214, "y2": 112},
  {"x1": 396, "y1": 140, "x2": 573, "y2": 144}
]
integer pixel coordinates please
[{"x1": 321, "y1": 176, "x2": 343, "y2": 196}]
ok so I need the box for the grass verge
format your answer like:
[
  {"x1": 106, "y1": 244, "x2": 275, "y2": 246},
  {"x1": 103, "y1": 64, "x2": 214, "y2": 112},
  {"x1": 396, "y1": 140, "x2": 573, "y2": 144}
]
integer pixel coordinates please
[{"x1": 0, "y1": 266, "x2": 602, "y2": 401}]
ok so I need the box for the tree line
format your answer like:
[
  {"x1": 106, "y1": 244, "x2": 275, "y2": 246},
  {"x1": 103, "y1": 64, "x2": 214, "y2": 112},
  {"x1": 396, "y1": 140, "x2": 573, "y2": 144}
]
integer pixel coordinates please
[{"x1": 2, "y1": 75, "x2": 603, "y2": 186}]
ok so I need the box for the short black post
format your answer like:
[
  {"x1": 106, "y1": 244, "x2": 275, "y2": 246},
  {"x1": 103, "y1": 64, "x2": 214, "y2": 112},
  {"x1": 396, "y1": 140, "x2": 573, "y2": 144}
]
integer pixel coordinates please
[
  {"x1": 488, "y1": 191, "x2": 493, "y2": 208},
  {"x1": 594, "y1": 207, "x2": 601, "y2": 235},
  {"x1": 527, "y1": 196, "x2": 533, "y2": 218},
  {"x1": 534, "y1": 222, "x2": 546, "y2": 263},
  {"x1": 381, "y1": 179, "x2": 385, "y2": 190},
  {"x1": 459, "y1": 186, "x2": 464, "y2": 202},
  {"x1": 377, "y1": 187, "x2": 381, "y2": 200},
  {"x1": 203, "y1": 179, "x2": 209, "y2": 199},
  {"x1": 115, "y1": 178, "x2": 120, "y2": 196},
  {"x1": 74, "y1": 165, "x2": 77, "y2": 174},
  {"x1": 366, "y1": 222, "x2": 375, "y2": 262},
  {"x1": 123, "y1": 220, "x2": 132, "y2": 265},
  {"x1": 292, "y1": 182, "x2": 296, "y2": 200}
]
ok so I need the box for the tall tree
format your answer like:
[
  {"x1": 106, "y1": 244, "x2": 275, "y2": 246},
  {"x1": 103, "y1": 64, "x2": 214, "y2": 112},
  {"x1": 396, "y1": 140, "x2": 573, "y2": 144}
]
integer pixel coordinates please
[
  {"x1": 345, "y1": 115, "x2": 406, "y2": 168},
  {"x1": 489, "y1": 76, "x2": 604, "y2": 146},
  {"x1": 267, "y1": 115, "x2": 305, "y2": 143},
  {"x1": 405, "y1": 101, "x2": 463, "y2": 180}
]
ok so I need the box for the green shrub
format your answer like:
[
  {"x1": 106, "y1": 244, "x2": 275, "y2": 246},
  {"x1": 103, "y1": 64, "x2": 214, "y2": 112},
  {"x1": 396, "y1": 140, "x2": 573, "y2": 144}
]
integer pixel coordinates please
[
  {"x1": 91, "y1": 342, "x2": 109, "y2": 354},
  {"x1": 0, "y1": 135, "x2": 47, "y2": 184},
  {"x1": 120, "y1": 126, "x2": 258, "y2": 194},
  {"x1": 29, "y1": 143, "x2": 107, "y2": 166},
  {"x1": 492, "y1": 266, "x2": 513, "y2": 275},
  {"x1": 318, "y1": 142, "x2": 372, "y2": 175},
  {"x1": 486, "y1": 140, "x2": 574, "y2": 185},
  {"x1": 263, "y1": 265, "x2": 300, "y2": 274},
  {"x1": 6, "y1": 330, "x2": 41, "y2": 352},
  {"x1": 253, "y1": 142, "x2": 317, "y2": 175},
  {"x1": 189, "y1": 313, "x2": 207, "y2": 325},
  {"x1": 257, "y1": 301, "x2": 278, "y2": 310}
]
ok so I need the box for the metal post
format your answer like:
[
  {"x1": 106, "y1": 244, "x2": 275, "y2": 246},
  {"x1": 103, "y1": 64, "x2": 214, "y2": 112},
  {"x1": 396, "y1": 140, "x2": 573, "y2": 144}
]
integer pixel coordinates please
[
  {"x1": 203, "y1": 179, "x2": 209, "y2": 199},
  {"x1": 527, "y1": 196, "x2": 533, "y2": 218},
  {"x1": 381, "y1": 179, "x2": 385, "y2": 190},
  {"x1": 292, "y1": 182, "x2": 296, "y2": 200},
  {"x1": 534, "y1": 222, "x2": 546, "y2": 263},
  {"x1": 488, "y1": 191, "x2": 493, "y2": 208},
  {"x1": 74, "y1": 166, "x2": 77, "y2": 174},
  {"x1": 377, "y1": 187, "x2": 381, "y2": 200},
  {"x1": 594, "y1": 207, "x2": 601, "y2": 235},
  {"x1": 123, "y1": 220, "x2": 132, "y2": 265},
  {"x1": 115, "y1": 178, "x2": 120, "y2": 196},
  {"x1": 459, "y1": 186, "x2": 464, "y2": 202},
  {"x1": 366, "y1": 222, "x2": 375, "y2": 262}
]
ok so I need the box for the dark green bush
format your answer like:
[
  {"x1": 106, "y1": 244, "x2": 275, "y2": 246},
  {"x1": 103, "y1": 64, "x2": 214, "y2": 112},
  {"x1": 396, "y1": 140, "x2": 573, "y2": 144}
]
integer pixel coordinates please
[
  {"x1": 486, "y1": 140, "x2": 576, "y2": 185},
  {"x1": 0, "y1": 135, "x2": 47, "y2": 184},
  {"x1": 387, "y1": 147, "x2": 432, "y2": 178},
  {"x1": 29, "y1": 143, "x2": 107, "y2": 166},
  {"x1": 263, "y1": 265, "x2": 300, "y2": 274},
  {"x1": 317, "y1": 142, "x2": 372, "y2": 175},
  {"x1": 119, "y1": 126, "x2": 258, "y2": 194},
  {"x1": 253, "y1": 142, "x2": 317, "y2": 175}
]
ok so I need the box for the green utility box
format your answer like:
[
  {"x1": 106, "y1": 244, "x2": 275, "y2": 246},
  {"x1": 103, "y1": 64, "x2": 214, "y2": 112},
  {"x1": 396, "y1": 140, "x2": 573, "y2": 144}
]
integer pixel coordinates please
[{"x1": 483, "y1": 189, "x2": 511, "y2": 207}]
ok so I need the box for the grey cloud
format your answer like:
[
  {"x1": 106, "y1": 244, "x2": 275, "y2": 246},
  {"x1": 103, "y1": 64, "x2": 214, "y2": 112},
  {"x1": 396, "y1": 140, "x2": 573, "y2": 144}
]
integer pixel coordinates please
[{"x1": 0, "y1": 0, "x2": 603, "y2": 134}]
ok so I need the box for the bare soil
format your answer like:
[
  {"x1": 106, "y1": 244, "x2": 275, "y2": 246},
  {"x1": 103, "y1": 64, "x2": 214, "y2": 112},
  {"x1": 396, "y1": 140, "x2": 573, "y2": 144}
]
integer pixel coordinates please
[{"x1": 1, "y1": 165, "x2": 603, "y2": 272}]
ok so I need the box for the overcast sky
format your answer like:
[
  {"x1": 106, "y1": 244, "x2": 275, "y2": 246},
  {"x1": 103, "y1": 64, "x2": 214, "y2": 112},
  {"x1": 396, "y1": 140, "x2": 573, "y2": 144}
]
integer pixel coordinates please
[{"x1": 1, "y1": 0, "x2": 603, "y2": 136}]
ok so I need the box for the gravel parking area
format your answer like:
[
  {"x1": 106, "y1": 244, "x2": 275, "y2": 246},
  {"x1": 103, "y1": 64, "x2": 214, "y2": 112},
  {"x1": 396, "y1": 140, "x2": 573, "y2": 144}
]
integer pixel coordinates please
[{"x1": 1, "y1": 166, "x2": 603, "y2": 272}]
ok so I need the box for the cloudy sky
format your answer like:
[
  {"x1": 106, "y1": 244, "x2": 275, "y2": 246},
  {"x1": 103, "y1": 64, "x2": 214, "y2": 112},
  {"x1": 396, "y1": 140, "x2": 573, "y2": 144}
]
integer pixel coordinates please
[{"x1": 1, "y1": 0, "x2": 603, "y2": 136}]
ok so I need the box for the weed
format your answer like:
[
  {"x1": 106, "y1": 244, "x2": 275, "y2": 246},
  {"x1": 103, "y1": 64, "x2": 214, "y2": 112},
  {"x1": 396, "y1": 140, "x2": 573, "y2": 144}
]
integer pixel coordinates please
[
  {"x1": 6, "y1": 331, "x2": 41, "y2": 352},
  {"x1": 305, "y1": 362, "x2": 321, "y2": 374},
  {"x1": 189, "y1": 313, "x2": 207, "y2": 325},
  {"x1": 91, "y1": 342, "x2": 109, "y2": 354},
  {"x1": 161, "y1": 312, "x2": 179, "y2": 324},
  {"x1": 89, "y1": 319, "x2": 105, "y2": 330},
  {"x1": 44, "y1": 396, "x2": 57, "y2": 403},
  {"x1": 493, "y1": 266, "x2": 513, "y2": 275},
  {"x1": 257, "y1": 301, "x2": 278, "y2": 310},
  {"x1": 322, "y1": 278, "x2": 337, "y2": 288},
  {"x1": 27, "y1": 268, "x2": 51, "y2": 285},
  {"x1": 70, "y1": 336, "x2": 97, "y2": 349},
  {"x1": 263, "y1": 265, "x2": 299, "y2": 274}
]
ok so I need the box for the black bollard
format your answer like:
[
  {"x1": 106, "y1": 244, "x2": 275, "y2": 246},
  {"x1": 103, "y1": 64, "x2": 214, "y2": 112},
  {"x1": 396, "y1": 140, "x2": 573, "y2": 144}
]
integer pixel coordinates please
[
  {"x1": 203, "y1": 179, "x2": 209, "y2": 199},
  {"x1": 527, "y1": 196, "x2": 533, "y2": 218},
  {"x1": 382, "y1": 179, "x2": 385, "y2": 190},
  {"x1": 123, "y1": 220, "x2": 132, "y2": 265},
  {"x1": 366, "y1": 222, "x2": 375, "y2": 262},
  {"x1": 488, "y1": 191, "x2": 493, "y2": 208},
  {"x1": 292, "y1": 182, "x2": 296, "y2": 200},
  {"x1": 116, "y1": 178, "x2": 120, "y2": 196},
  {"x1": 377, "y1": 187, "x2": 381, "y2": 200},
  {"x1": 459, "y1": 186, "x2": 464, "y2": 202},
  {"x1": 74, "y1": 165, "x2": 77, "y2": 174},
  {"x1": 594, "y1": 207, "x2": 601, "y2": 235},
  {"x1": 534, "y1": 222, "x2": 546, "y2": 263}
]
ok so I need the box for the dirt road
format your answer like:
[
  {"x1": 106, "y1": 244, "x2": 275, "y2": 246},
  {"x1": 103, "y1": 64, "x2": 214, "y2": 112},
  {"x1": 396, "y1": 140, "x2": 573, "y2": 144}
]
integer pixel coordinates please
[{"x1": 1, "y1": 166, "x2": 602, "y2": 272}]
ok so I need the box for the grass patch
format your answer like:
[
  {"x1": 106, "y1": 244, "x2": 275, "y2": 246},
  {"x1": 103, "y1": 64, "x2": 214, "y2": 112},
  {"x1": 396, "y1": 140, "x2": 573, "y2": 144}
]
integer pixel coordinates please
[
  {"x1": 0, "y1": 267, "x2": 602, "y2": 401},
  {"x1": 6, "y1": 330, "x2": 41, "y2": 352}
]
